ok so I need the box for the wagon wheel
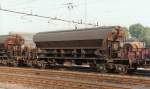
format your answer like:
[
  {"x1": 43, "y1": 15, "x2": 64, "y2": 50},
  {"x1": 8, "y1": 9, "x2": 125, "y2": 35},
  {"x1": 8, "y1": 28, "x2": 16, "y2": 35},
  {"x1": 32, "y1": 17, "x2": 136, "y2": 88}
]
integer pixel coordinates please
[
  {"x1": 37, "y1": 60, "x2": 47, "y2": 69},
  {"x1": 12, "y1": 60, "x2": 18, "y2": 67},
  {"x1": 27, "y1": 60, "x2": 33, "y2": 67},
  {"x1": 41, "y1": 63, "x2": 47, "y2": 69},
  {"x1": 115, "y1": 64, "x2": 128, "y2": 74},
  {"x1": 96, "y1": 64, "x2": 108, "y2": 73}
]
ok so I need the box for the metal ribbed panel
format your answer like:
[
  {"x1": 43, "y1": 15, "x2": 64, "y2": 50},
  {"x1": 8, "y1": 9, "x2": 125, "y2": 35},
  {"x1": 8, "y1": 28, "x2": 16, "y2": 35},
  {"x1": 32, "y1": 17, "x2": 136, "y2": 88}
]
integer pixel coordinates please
[{"x1": 34, "y1": 26, "x2": 116, "y2": 42}]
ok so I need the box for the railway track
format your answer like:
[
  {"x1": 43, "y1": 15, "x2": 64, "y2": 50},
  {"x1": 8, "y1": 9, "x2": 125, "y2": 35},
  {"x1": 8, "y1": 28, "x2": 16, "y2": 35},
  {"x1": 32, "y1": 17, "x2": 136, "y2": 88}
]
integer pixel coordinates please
[
  {"x1": 0, "y1": 67, "x2": 129, "y2": 89},
  {"x1": 0, "y1": 67, "x2": 149, "y2": 89},
  {"x1": 0, "y1": 72, "x2": 129, "y2": 89}
]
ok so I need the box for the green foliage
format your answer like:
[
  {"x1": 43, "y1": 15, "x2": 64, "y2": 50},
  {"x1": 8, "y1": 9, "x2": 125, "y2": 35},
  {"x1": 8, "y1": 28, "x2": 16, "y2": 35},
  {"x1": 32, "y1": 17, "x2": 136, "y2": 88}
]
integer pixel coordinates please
[
  {"x1": 129, "y1": 23, "x2": 144, "y2": 39},
  {"x1": 127, "y1": 23, "x2": 150, "y2": 47},
  {"x1": 142, "y1": 27, "x2": 150, "y2": 47}
]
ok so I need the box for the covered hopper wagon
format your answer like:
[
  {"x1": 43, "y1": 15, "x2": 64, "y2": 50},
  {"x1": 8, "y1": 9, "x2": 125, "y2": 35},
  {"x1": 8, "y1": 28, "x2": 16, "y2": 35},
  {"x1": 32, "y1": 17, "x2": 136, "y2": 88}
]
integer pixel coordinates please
[{"x1": 33, "y1": 26, "x2": 136, "y2": 73}]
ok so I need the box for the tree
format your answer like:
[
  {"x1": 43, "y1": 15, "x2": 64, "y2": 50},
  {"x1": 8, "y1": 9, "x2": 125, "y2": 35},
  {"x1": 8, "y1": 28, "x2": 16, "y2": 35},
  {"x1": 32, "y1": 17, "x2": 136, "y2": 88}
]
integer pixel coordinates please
[
  {"x1": 142, "y1": 27, "x2": 150, "y2": 47},
  {"x1": 129, "y1": 23, "x2": 144, "y2": 39}
]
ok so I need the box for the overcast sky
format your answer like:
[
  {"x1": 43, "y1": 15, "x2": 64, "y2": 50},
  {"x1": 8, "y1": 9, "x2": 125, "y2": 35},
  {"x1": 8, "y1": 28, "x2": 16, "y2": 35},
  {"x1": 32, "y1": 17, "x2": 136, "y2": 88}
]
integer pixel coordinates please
[{"x1": 0, "y1": 0, "x2": 150, "y2": 34}]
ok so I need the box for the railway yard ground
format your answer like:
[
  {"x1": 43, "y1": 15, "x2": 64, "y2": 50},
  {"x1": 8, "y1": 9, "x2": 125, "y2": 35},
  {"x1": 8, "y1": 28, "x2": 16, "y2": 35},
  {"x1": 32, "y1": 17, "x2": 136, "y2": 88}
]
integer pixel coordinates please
[{"x1": 0, "y1": 66, "x2": 149, "y2": 89}]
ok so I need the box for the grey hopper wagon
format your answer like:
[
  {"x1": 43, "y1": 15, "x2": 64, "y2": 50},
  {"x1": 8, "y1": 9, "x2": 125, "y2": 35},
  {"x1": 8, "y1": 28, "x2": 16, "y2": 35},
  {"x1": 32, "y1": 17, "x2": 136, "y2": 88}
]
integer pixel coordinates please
[{"x1": 33, "y1": 26, "x2": 126, "y2": 72}]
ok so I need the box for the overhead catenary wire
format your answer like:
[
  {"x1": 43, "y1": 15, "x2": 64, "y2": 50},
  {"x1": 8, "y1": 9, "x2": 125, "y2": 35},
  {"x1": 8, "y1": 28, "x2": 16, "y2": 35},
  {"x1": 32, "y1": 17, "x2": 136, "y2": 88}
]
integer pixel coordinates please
[{"x1": 0, "y1": 8, "x2": 98, "y2": 27}]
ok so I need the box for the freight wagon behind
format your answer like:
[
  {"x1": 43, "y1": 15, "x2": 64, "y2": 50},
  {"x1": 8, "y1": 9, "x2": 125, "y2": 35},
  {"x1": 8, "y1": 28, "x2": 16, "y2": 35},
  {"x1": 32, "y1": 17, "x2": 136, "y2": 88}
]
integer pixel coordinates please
[
  {"x1": 33, "y1": 26, "x2": 136, "y2": 73},
  {"x1": 0, "y1": 35, "x2": 9, "y2": 57},
  {"x1": 0, "y1": 34, "x2": 35, "y2": 66}
]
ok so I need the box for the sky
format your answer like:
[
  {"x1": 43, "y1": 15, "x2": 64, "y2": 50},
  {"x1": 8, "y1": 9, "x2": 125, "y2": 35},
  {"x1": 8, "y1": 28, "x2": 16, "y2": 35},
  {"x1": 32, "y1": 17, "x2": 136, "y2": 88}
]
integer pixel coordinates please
[{"x1": 0, "y1": 0, "x2": 150, "y2": 34}]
